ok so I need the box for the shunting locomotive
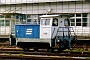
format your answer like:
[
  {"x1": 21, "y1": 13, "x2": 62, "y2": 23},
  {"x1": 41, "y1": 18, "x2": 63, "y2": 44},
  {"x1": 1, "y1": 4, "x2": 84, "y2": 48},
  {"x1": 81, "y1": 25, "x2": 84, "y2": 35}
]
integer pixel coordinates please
[{"x1": 13, "y1": 14, "x2": 77, "y2": 51}]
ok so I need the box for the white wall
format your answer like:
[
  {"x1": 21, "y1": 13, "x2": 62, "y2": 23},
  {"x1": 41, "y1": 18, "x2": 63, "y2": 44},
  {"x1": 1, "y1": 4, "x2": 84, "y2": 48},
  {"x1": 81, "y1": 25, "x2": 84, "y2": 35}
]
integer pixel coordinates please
[
  {"x1": 0, "y1": 26, "x2": 11, "y2": 35},
  {"x1": 0, "y1": 2, "x2": 90, "y2": 14}
]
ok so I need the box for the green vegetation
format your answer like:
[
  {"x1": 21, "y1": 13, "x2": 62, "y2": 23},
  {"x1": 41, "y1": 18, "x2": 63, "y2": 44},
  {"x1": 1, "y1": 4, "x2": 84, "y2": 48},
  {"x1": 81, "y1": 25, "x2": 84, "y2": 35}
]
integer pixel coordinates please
[
  {"x1": 19, "y1": 53, "x2": 24, "y2": 56},
  {"x1": 9, "y1": 53, "x2": 11, "y2": 56},
  {"x1": 70, "y1": 48, "x2": 90, "y2": 52}
]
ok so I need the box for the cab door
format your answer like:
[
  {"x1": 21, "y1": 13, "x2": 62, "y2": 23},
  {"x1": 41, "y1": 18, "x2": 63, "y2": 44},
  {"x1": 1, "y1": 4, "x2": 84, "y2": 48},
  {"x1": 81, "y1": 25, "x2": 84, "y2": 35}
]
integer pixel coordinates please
[{"x1": 40, "y1": 18, "x2": 52, "y2": 39}]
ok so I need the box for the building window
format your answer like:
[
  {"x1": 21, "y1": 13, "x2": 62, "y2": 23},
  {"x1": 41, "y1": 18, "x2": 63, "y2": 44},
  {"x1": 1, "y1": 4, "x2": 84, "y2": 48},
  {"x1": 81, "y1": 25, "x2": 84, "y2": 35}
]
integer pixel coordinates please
[
  {"x1": 6, "y1": 15, "x2": 11, "y2": 18},
  {"x1": 27, "y1": 15, "x2": 31, "y2": 18},
  {"x1": 33, "y1": 19, "x2": 37, "y2": 24},
  {"x1": 0, "y1": 20, "x2": 4, "y2": 26},
  {"x1": 70, "y1": 14, "x2": 74, "y2": 17},
  {"x1": 76, "y1": 14, "x2": 81, "y2": 17},
  {"x1": 71, "y1": 23, "x2": 75, "y2": 26},
  {"x1": 27, "y1": 19, "x2": 31, "y2": 24},
  {"x1": 82, "y1": 13, "x2": 88, "y2": 17},
  {"x1": 0, "y1": 15, "x2": 4, "y2": 18},
  {"x1": 70, "y1": 19, "x2": 75, "y2": 22},
  {"x1": 70, "y1": 13, "x2": 88, "y2": 27},
  {"x1": 26, "y1": 15, "x2": 39, "y2": 24},
  {"x1": 82, "y1": 18, "x2": 87, "y2": 27},
  {"x1": 76, "y1": 18, "x2": 81, "y2": 26},
  {"x1": 70, "y1": 19, "x2": 75, "y2": 26},
  {"x1": 5, "y1": 20, "x2": 10, "y2": 26},
  {"x1": 12, "y1": 20, "x2": 15, "y2": 27}
]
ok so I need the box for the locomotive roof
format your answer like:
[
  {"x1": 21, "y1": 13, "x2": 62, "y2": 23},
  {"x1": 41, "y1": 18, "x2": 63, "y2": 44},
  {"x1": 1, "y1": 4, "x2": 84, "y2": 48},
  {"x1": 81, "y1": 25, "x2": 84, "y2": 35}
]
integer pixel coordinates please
[{"x1": 40, "y1": 14, "x2": 60, "y2": 18}]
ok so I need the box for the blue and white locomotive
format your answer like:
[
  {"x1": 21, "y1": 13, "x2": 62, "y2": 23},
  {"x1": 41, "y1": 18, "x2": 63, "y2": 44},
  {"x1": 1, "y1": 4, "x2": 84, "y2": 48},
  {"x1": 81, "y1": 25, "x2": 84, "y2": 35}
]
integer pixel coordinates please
[{"x1": 14, "y1": 14, "x2": 77, "y2": 51}]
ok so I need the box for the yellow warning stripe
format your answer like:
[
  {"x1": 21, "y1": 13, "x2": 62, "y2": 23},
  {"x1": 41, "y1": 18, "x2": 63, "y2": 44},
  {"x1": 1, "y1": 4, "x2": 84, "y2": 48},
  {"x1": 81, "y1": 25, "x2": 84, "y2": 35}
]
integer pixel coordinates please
[{"x1": 56, "y1": 44, "x2": 59, "y2": 48}]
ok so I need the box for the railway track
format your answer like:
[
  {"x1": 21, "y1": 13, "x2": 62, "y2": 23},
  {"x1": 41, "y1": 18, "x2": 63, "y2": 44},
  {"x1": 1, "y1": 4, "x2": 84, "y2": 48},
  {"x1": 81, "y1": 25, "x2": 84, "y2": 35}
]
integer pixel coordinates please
[
  {"x1": 0, "y1": 51, "x2": 89, "y2": 57},
  {"x1": 0, "y1": 39, "x2": 90, "y2": 60},
  {"x1": 0, "y1": 53, "x2": 89, "y2": 60},
  {"x1": 0, "y1": 48, "x2": 90, "y2": 57},
  {"x1": 0, "y1": 50, "x2": 89, "y2": 60},
  {"x1": 0, "y1": 55, "x2": 88, "y2": 60},
  {"x1": 0, "y1": 42, "x2": 9, "y2": 46}
]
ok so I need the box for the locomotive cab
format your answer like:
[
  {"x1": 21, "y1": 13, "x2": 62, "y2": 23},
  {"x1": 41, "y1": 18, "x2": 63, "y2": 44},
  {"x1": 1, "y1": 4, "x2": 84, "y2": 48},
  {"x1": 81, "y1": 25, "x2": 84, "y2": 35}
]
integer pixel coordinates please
[{"x1": 40, "y1": 15, "x2": 77, "y2": 49}]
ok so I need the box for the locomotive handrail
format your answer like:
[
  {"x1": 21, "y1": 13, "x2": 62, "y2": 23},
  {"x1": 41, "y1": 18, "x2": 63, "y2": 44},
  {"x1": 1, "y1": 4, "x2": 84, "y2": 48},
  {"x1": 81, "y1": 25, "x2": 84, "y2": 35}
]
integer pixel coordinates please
[
  {"x1": 51, "y1": 27, "x2": 55, "y2": 40},
  {"x1": 63, "y1": 27, "x2": 64, "y2": 38},
  {"x1": 57, "y1": 31, "x2": 75, "y2": 32},
  {"x1": 56, "y1": 27, "x2": 76, "y2": 37},
  {"x1": 58, "y1": 27, "x2": 74, "y2": 32}
]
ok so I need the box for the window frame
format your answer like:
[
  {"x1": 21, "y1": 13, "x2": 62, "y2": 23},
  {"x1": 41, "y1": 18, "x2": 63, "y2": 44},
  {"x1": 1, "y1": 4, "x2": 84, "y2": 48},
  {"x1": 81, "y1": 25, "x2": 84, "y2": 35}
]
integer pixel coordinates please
[
  {"x1": 40, "y1": 18, "x2": 51, "y2": 26},
  {"x1": 70, "y1": 13, "x2": 88, "y2": 27},
  {"x1": 52, "y1": 18, "x2": 58, "y2": 26},
  {"x1": 5, "y1": 20, "x2": 10, "y2": 26},
  {"x1": 0, "y1": 20, "x2": 4, "y2": 26}
]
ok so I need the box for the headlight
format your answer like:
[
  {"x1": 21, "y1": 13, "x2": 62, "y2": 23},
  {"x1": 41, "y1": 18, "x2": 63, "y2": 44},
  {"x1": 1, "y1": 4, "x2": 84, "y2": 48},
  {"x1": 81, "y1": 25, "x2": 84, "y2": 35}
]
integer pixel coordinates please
[{"x1": 57, "y1": 39, "x2": 60, "y2": 42}]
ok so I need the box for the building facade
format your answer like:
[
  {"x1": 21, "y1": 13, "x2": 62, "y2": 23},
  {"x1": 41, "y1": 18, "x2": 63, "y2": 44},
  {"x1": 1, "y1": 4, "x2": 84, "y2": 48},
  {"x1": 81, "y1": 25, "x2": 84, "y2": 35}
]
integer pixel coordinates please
[{"x1": 0, "y1": 0, "x2": 90, "y2": 37}]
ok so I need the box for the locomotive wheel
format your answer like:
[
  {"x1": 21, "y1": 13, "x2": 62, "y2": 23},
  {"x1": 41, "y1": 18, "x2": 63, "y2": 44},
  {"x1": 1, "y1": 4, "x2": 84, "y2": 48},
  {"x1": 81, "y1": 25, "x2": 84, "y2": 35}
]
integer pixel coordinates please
[
  {"x1": 23, "y1": 48, "x2": 29, "y2": 51},
  {"x1": 34, "y1": 48, "x2": 38, "y2": 51},
  {"x1": 47, "y1": 48, "x2": 54, "y2": 52},
  {"x1": 57, "y1": 48, "x2": 63, "y2": 52}
]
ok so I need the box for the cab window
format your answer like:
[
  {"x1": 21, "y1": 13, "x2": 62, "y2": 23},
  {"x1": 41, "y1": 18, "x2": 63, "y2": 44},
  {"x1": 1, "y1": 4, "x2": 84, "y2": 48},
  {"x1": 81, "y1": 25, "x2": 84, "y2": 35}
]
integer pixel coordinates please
[
  {"x1": 52, "y1": 18, "x2": 58, "y2": 26},
  {"x1": 41, "y1": 19, "x2": 50, "y2": 25},
  {"x1": 64, "y1": 18, "x2": 70, "y2": 26}
]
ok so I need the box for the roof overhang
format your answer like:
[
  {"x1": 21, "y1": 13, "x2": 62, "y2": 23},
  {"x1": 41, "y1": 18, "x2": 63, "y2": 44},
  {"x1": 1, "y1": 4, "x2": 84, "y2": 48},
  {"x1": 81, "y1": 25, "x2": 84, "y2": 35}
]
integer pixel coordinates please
[
  {"x1": 0, "y1": 13, "x2": 22, "y2": 15},
  {"x1": 40, "y1": 14, "x2": 60, "y2": 18}
]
